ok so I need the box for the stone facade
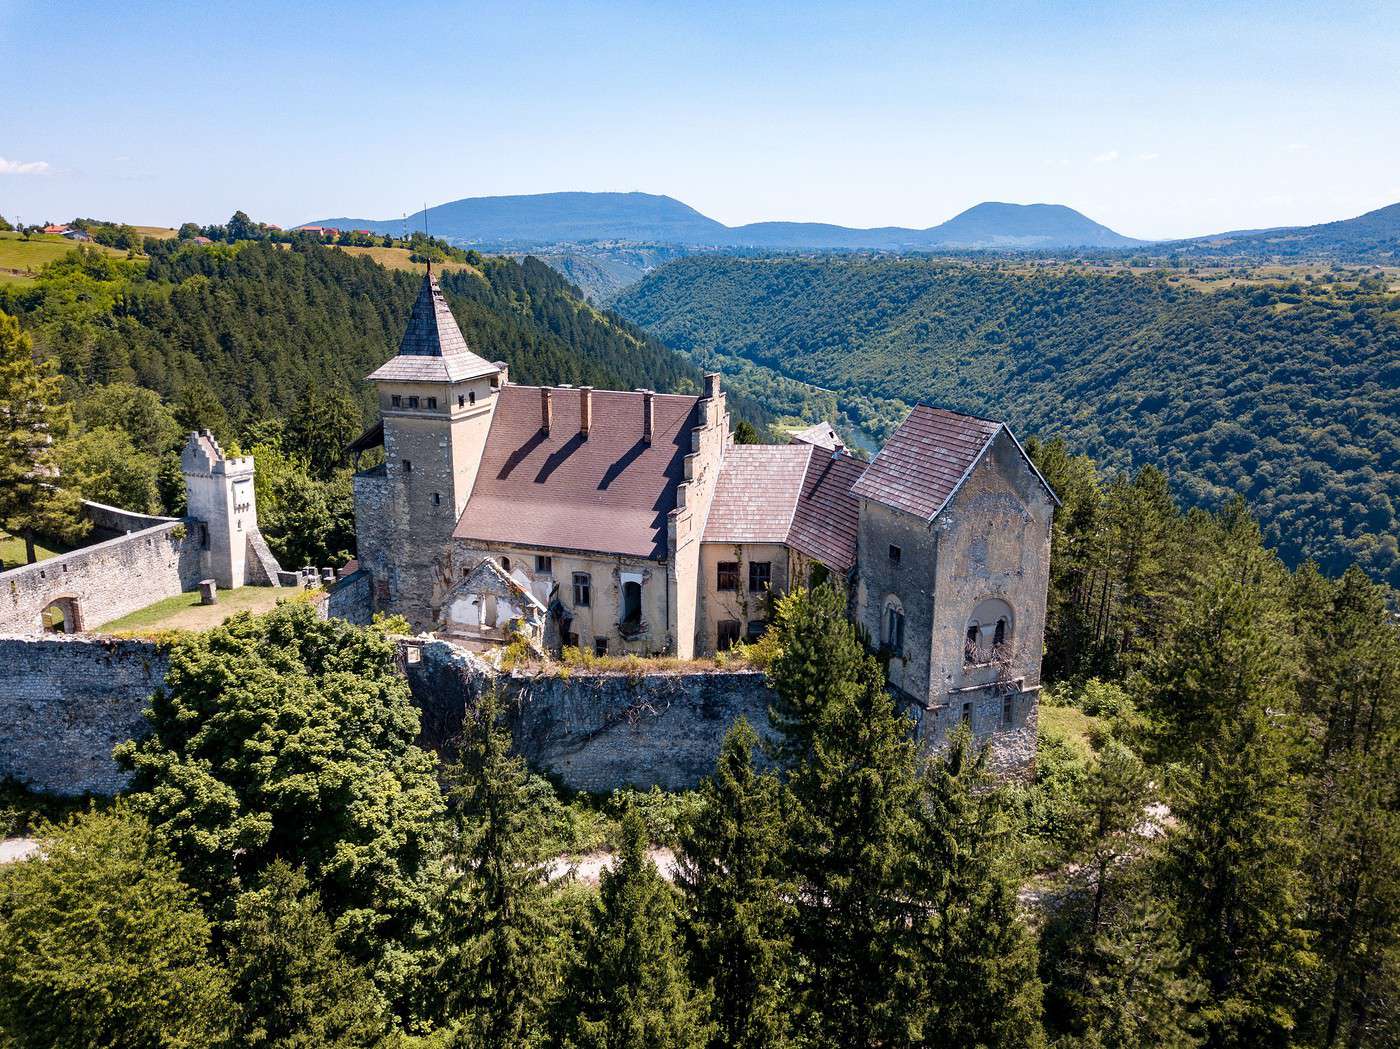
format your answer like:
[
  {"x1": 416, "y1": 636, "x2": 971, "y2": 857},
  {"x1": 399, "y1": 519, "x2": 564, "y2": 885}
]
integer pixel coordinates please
[
  {"x1": 697, "y1": 540, "x2": 790, "y2": 652},
  {"x1": 0, "y1": 634, "x2": 165, "y2": 795}
]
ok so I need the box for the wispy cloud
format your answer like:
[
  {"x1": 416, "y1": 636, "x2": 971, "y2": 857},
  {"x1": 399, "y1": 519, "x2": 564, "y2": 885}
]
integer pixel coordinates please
[
  {"x1": 1286, "y1": 142, "x2": 1309, "y2": 153},
  {"x1": 1137, "y1": 152, "x2": 1160, "y2": 162},
  {"x1": 0, "y1": 156, "x2": 52, "y2": 175},
  {"x1": 1092, "y1": 149, "x2": 1120, "y2": 164}
]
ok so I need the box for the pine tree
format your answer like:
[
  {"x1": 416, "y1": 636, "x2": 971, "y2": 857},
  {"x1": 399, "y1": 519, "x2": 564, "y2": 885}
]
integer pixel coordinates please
[
  {"x1": 225, "y1": 861, "x2": 390, "y2": 1048},
  {"x1": 556, "y1": 807, "x2": 711, "y2": 1049},
  {"x1": 785, "y1": 657, "x2": 922, "y2": 1046},
  {"x1": 674, "y1": 718, "x2": 793, "y2": 1049},
  {"x1": 440, "y1": 687, "x2": 554, "y2": 1048},
  {"x1": 911, "y1": 729, "x2": 1046, "y2": 1048},
  {"x1": 1164, "y1": 702, "x2": 1313, "y2": 1049},
  {"x1": 0, "y1": 307, "x2": 86, "y2": 563},
  {"x1": 766, "y1": 581, "x2": 868, "y2": 767}
]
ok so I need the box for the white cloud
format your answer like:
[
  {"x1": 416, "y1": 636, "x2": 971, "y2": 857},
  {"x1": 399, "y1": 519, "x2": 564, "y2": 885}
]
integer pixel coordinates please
[
  {"x1": 1137, "y1": 152, "x2": 1160, "y2": 161},
  {"x1": 0, "y1": 156, "x2": 52, "y2": 175},
  {"x1": 1092, "y1": 149, "x2": 1120, "y2": 164},
  {"x1": 1286, "y1": 142, "x2": 1309, "y2": 153}
]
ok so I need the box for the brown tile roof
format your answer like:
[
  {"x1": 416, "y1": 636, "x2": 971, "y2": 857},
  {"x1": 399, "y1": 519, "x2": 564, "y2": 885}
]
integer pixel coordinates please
[
  {"x1": 787, "y1": 449, "x2": 865, "y2": 573},
  {"x1": 703, "y1": 444, "x2": 813, "y2": 544},
  {"x1": 454, "y1": 385, "x2": 700, "y2": 559},
  {"x1": 367, "y1": 274, "x2": 499, "y2": 384},
  {"x1": 851, "y1": 405, "x2": 1004, "y2": 521}
]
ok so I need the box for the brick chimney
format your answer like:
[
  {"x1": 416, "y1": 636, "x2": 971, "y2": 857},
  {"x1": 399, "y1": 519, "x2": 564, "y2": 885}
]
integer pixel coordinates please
[
  {"x1": 580, "y1": 386, "x2": 593, "y2": 438},
  {"x1": 540, "y1": 387, "x2": 552, "y2": 434},
  {"x1": 642, "y1": 390, "x2": 654, "y2": 444}
]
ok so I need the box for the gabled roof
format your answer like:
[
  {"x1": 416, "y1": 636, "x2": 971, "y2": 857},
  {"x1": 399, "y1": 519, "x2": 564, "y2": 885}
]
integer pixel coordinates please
[
  {"x1": 453, "y1": 385, "x2": 700, "y2": 560},
  {"x1": 704, "y1": 444, "x2": 813, "y2": 544},
  {"x1": 787, "y1": 448, "x2": 865, "y2": 573},
  {"x1": 367, "y1": 273, "x2": 499, "y2": 384},
  {"x1": 851, "y1": 404, "x2": 1058, "y2": 521}
]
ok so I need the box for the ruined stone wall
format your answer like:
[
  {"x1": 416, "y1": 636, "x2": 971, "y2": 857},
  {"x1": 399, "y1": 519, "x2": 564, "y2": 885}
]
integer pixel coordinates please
[
  {"x1": 0, "y1": 634, "x2": 166, "y2": 795},
  {"x1": 0, "y1": 521, "x2": 202, "y2": 634},
  {"x1": 401, "y1": 638, "x2": 776, "y2": 791},
  {"x1": 317, "y1": 569, "x2": 374, "y2": 626}
]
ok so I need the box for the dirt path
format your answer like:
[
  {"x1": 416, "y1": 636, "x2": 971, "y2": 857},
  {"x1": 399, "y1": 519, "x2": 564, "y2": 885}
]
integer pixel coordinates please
[
  {"x1": 549, "y1": 847, "x2": 678, "y2": 885},
  {"x1": 0, "y1": 838, "x2": 39, "y2": 864}
]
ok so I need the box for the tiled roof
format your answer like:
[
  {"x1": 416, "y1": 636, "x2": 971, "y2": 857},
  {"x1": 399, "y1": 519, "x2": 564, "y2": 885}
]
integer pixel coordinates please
[
  {"x1": 787, "y1": 449, "x2": 865, "y2": 572},
  {"x1": 367, "y1": 274, "x2": 499, "y2": 384},
  {"x1": 454, "y1": 386, "x2": 700, "y2": 560},
  {"x1": 851, "y1": 405, "x2": 1004, "y2": 521},
  {"x1": 703, "y1": 444, "x2": 813, "y2": 544},
  {"x1": 789, "y1": 421, "x2": 844, "y2": 451}
]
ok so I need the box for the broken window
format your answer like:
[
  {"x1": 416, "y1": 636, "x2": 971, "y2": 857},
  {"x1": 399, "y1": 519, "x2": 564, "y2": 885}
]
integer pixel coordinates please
[
  {"x1": 426, "y1": 396, "x2": 437, "y2": 410},
  {"x1": 994, "y1": 618, "x2": 1007, "y2": 648},
  {"x1": 748, "y1": 561, "x2": 771, "y2": 593},
  {"x1": 964, "y1": 623, "x2": 980, "y2": 665},
  {"x1": 746, "y1": 619, "x2": 767, "y2": 642},
  {"x1": 594, "y1": 637, "x2": 609, "y2": 657},
  {"x1": 622, "y1": 581, "x2": 642, "y2": 626},
  {"x1": 469, "y1": 391, "x2": 476, "y2": 405},
  {"x1": 573, "y1": 573, "x2": 591, "y2": 607},
  {"x1": 408, "y1": 396, "x2": 420, "y2": 409},
  {"x1": 402, "y1": 459, "x2": 412, "y2": 474},
  {"x1": 391, "y1": 394, "x2": 402, "y2": 408},
  {"x1": 458, "y1": 394, "x2": 465, "y2": 408},
  {"x1": 535, "y1": 555, "x2": 553, "y2": 574},
  {"x1": 1003, "y1": 694, "x2": 1015, "y2": 726},
  {"x1": 716, "y1": 561, "x2": 739, "y2": 591},
  {"x1": 889, "y1": 544, "x2": 901, "y2": 564},
  {"x1": 717, "y1": 620, "x2": 741, "y2": 651},
  {"x1": 962, "y1": 701, "x2": 972, "y2": 725}
]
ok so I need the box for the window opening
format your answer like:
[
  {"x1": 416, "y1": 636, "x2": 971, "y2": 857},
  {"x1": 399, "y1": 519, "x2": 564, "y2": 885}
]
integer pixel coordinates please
[
  {"x1": 889, "y1": 544, "x2": 901, "y2": 564},
  {"x1": 716, "y1": 561, "x2": 739, "y2": 591},
  {"x1": 717, "y1": 620, "x2": 741, "y2": 651},
  {"x1": 748, "y1": 561, "x2": 771, "y2": 593},
  {"x1": 535, "y1": 555, "x2": 553, "y2": 574},
  {"x1": 573, "y1": 573, "x2": 591, "y2": 607},
  {"x1": 622, "y1": 581, "x2": 642, "y2": 626}
]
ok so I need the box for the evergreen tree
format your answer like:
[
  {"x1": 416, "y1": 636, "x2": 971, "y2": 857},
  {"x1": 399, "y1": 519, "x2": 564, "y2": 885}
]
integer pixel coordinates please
[
  {"x1": 911, "y1": 729, "x2": 1046, "y2": 1048},
  {"x1": 785, "y1": 655, "x2": 922, "y2": 1046},
  {"x1": 440, "y1": 687, "x2": 554, "y2": 1048},
  {"x1": 556, "y1": 807, "x2": 711, "y2": 1049},
  {"x1": 675, "y1": 718, "x2": 794, "y2": 1049},
  {"x1": 225, "y1": 860, "x2": 391, "y2": 1048},
  {"x1": 733, "y1": 419, "x2": 760, "y2": 444},
  {"x1": 287, "y1": 388, "x2": 363, "y2": 480},
  {"x1": 1163, "y1": 702, "x2": 1313, "y2": 1048},
  {"x1": 0, "y1": 807, "x2": 231, "y2": 1049},
  {"x1": 766, "y1": 582, "x2": 868, "y2": 767},
  {"x1": 0, "y1": 307, "x2": 87, "y2": 562}
]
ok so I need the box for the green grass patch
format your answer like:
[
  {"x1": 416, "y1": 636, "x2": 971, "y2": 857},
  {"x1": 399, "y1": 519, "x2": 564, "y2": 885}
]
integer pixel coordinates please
[
  {"x1": 0, "y1": 530, "x2": 71, "y2": 570},
  {"x1": 96, "y1": 585, "x2": 288, "y2": 634},
  {"x1": 0, "y1": 231, "x2": 125, "y2": 282},
  {"x1": 1038, "y1": 701, "x2": 1102, "y2": 764}
]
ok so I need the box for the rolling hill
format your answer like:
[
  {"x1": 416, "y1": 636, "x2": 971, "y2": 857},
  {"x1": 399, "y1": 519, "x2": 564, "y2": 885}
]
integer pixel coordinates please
[
  {"x1": 1171, "y1": 201, "x2": 1400, "y2": 261},
  {"x1": 308, "y1": 192, "x2": 1141, "y2": 250},
  {"x1": 614, "y1": 254, "x2": 1400, "y2": 588}
]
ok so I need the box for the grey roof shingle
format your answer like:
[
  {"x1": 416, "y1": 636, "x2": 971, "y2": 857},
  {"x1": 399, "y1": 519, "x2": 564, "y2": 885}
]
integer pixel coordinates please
[
  {"x1": 851, "y1": 405, "x2": 1004, "y2": 521},
  {"x1": 367, "y1": 273, "x2": 499, "y2": 384},
  {"x1": 703, "y1": 444, "x2": 813, "y2": 544}
]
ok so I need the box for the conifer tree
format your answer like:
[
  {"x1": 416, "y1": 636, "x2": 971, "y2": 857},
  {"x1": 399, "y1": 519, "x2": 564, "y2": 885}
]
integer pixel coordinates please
[
  {"x1": 911, "y1": 729, "x2": 1046, "y2": 1048},
  {"x1": 0, "y1": 307, "x2": 86, "y2": 563},
  {"x1": 440, "y1": 687, "x2": 554, "y2": 1048},
  {"x1": 556, "y1": 807, "x2": 711, "y2": 1049},
  {"x1": 675, "y1": 718, "x2": 793, "y2": 1049},
  {"x1": 785, "y1": 654, "x2": 922, "y2": 1046},
  {"x1": 1163, "y1": 701, "x2": 1313, "y2": 1048},
  {"x1": 766, "y1": 581, "x2": 868, "y2": 767},
  {"x1": 225, "y1": 861, "x2": 390, "y2": 1048}
]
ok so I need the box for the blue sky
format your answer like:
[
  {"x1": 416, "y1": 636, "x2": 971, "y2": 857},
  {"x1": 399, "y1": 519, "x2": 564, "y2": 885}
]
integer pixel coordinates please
[{"x1": 2, "y1": 0, "x2": 1396, "y2": 239}]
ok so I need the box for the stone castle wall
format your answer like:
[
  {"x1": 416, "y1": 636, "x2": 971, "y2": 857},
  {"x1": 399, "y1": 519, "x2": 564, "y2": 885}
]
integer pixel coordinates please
[
  {"x1": 0, "y1": 634, "x2": 166, "y2": 795},
  {"x1": 0, "y1": 517, "x2": 202, "y2": 634}
]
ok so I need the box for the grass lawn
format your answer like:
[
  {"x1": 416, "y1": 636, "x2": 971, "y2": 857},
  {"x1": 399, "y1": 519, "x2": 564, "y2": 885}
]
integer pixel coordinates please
[
  {"x1": 331, "y1": 244, "x2": 482, "y2": 278},
  {"x1": 1038, "y1": 701, "x2": 1102, "y2": 762},
  {"x1": 95, "y1": 585, "x2": 292, "y2": 634},
  {"x1": 133, "y1": 225, "x2": 177, "y2": 239},
  {"x1": 0, "y1": 231, "x2": 126, "y2": 283},
  {"x1": 0, "y1": 530, "x2": 71, "y2": 570}
]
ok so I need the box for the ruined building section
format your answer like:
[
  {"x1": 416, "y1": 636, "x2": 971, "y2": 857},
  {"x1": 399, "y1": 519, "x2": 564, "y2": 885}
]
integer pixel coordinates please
[
  {"x1": 181, "y1": 430, "x2": 282, "y2": 588},
  {"x1": 852, "y1": 406, "x2": 1058, "y2": 774}
]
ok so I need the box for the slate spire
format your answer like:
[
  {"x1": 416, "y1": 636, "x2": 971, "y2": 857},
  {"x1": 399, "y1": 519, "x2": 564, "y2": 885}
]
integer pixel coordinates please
[{"x1": 365, "y1": 272, "x2": 500, "y2": 383}]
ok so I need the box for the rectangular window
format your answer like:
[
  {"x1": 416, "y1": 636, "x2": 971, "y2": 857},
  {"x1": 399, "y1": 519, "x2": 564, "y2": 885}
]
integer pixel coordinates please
[
  {"x1": 426, "y1": 396, "x2": 437, "y2": 410},
  {"x1": 573, "y1": 573, "x2": 591, "y2": 607},
  {"x1": 535, "y1": 555, "x2": 552, "y2": 574},
  {"x1": 458, "y1": 394, "x2": 465, "y2": 408},
  {"x1": 749, "y1": 561, "x2": 771, "y2": 593},
  {"x1": 594, "y1": 638, "x2": 609, "y2": 657},
  {"x1": 962, "y1": 701, "x2": 972, "y2": 725},
  {"x1": 469, "y1": 391, "x2": 476, "y2": 405},
  {"x1": 746, "y1": 619, "x2": 767, "y2": 641},
  {"x1": 717, "y1": 620, "x2": 741, "y2": 651},
  {"x1": 886, "y1": 607, "x2": 905, "y2": 656},
  {"x1": 432, "y1": 492, "x2": 440, "y2": 506},
  {"x1": 402, "y1": 459, "x2": 412, "y2": 474},
  {"x1": 390, "y1": 394, "x2": 402, "y2": 408},
  {"x1": 716, "y1": 562, "x2": 739, "y2": 591},
  {"x1": 889, "y1": 544, "x2": 901, "y2": 564},
  {"x1": 407, "y1": 395, "x2": 420, "y2": 409},
  {"x1": 1003, "y1": 695, "x2": 1015, "y2": 726}
]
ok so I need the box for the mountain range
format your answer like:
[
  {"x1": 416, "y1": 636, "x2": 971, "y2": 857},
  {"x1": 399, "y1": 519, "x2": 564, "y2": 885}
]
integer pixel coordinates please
[{"x1": 309, "y1": 192, "x2": 1142, "y2": 250}]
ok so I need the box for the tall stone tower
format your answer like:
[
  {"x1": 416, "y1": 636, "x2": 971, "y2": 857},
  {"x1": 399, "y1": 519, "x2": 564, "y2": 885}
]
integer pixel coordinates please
[
  {"x1": 353, "y1": 271, "x2": 503, "y2": 627},
  {"x1": 181, "y1": 430, "x2": 281, "y2": 588}
]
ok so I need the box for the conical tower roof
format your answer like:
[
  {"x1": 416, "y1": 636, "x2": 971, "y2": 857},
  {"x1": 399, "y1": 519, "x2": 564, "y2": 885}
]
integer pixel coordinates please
[{"x1": 367, "y1": 272, "x2": 499, "y2": 383}]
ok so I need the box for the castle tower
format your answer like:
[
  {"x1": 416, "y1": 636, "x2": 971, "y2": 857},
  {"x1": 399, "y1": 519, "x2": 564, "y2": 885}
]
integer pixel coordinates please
[
  {"x1": 355, "y1": 271, "x2": 503, "y2": 625},
  {"x1": 181, "y1": 430, "x2": 281, "y2": 588}
]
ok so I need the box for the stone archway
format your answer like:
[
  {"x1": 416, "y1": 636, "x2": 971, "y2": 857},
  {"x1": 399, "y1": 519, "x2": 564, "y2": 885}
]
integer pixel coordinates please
[{"x1": 41, "y1": 595, "x2": 84, "y2": 634}]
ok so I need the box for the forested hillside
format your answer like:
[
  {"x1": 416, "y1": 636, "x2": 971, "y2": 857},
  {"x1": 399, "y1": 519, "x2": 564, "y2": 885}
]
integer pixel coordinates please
[{"x1": 616, "y1": 256, "x2": 1400, "y2": 588}]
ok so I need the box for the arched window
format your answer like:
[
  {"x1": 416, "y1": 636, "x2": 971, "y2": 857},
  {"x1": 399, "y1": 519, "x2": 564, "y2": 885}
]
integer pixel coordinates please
[
  {"x1": 883, "y1": 597, "x2": 905, "y2": 657},
  {"x1": 500, "y1": 556, "x2": 511, "y2": 572},
  {"x1": 965, "y1": 599, "x2": 1014, "y2": 665}
]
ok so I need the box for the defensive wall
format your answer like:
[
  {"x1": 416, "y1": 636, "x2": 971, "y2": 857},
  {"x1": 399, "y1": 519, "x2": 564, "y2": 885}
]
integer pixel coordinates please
[{"x1": 0, "y1": 501, "x2": 202, "y2": 635}]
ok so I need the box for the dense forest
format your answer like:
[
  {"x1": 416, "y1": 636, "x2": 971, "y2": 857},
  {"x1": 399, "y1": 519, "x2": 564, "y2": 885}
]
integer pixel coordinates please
[
  {"x1": 616, "y1": 255, "x2": 1400, "y2": 588},
  {"x1": 3, "y1": 449, "x2": 1398, "y2": 1047},
  {"x1": 0, "y1": 237, "x2": 763, "y2": 568}
]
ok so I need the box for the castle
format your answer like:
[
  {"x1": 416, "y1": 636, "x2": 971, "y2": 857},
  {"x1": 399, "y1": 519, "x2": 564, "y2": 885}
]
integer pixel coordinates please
[{"x1": 352, "y1": 273, "x2": 1057, "y2": 749}]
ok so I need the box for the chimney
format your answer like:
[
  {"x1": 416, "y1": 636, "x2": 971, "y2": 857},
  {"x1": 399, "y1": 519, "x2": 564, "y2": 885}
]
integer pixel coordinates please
[
  {"x1": 579, "y1": 386, "x2": 593, "y2": 438},
  {"x1": 540, "y1": 387, "x2": 552, "y2": 434},
  {"x1": 642, "y1": 390, "x2": 654, "y2": 445},
  {"x1": 705, "y1": 372, "x2": 722, "y2": 400}
]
